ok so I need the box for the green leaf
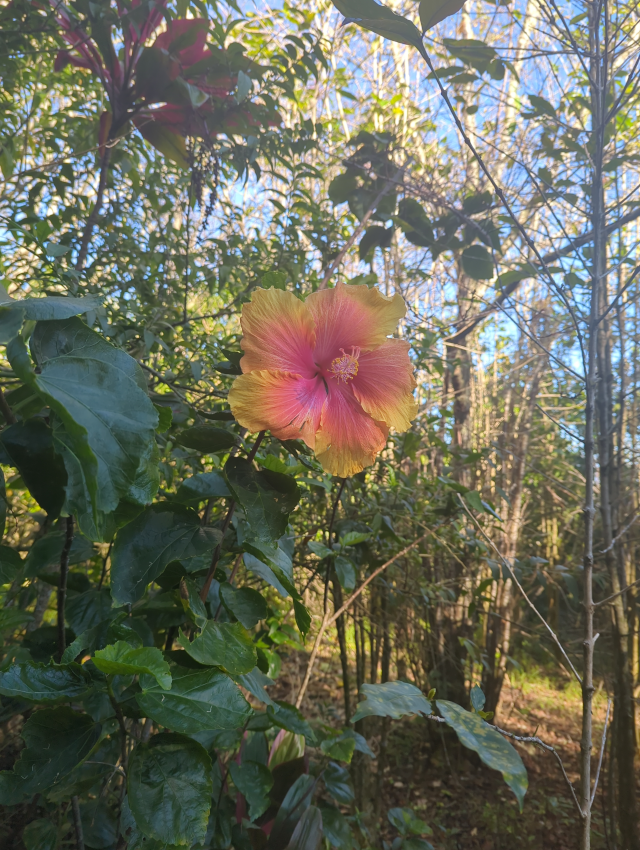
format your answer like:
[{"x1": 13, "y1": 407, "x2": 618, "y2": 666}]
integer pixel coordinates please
[
  {"x1": 176, "y1": 471, "x2": 230, "y2": 502},
  {"x1": 177, "y1": 425, "x2": 237, "y2": 453},
  {"x1": 324, "y1": 762, "x2": 354, "y2": 804},
  {"x1": 351, "y1": 681, "x2": 432, "y2": 722},
  {"x1": 93, "y1": 642, "x2": 172, "y2": 689},
  {"x1": 0, "y1": 661, "x2": 93, "y2": 703},
  {"x1": 221, "y1": 583, "x2": 268, "y2": 628},
  {"x1": 321, "y1": 805, "x2": 353, "y2": 850},
  {"x1": 268, "y1": 700, "x2": 316, "y2": 744},
  {"x1": 0, "y1": 545, "x2": 23, "y2": 584},
  {"x1": 340, "y1": 531, "x2": 370, "y2": 546},
  {"x1": 228, "y1": 760, "x2": 273, "y2": 821},
  {"x1": 0, "y1": 608, "x2": 32, "y2": 632},
  {"x1": 461, "y1": 244, "x2": 494, "y2": 280},
  {"x1": 153, "y1": 404, "x2": 173, "y2": 433},
  {"x1": 358, "y1": 225, "x2": 393, "y2": 260},
  {"x1": 22, "y1": 818, "x2": 58, "y2": 850},
  {"x1": 320, "y1": 735, "x2": 356, "y2": 763},
  {"x1": 388, "y1": 808, "x2": 431, "y2": 836},
  {"x1": 226, "y1": 457, "x2": 301, "y2": 544},
  {"x1": 287, "y1": 805, "x2": 323, "y2": 850},
  {"x1": 127, "y1": 733, "x2": 212, "y2": 846},
  {"x1": 0, "y1": 707, "x2": 101, "y2": 805},
  {"x1": 1, "y1": 418, "x2": 67, "y2": 517},
  {"x1": 308, "y1": 541, "x2": 333, "y2": 560},
  {"x1": 528, "y1": 94, "x2": 557, "y2": 118},
  {"x1": 331, "y1": 0, "x2": 427, "y2": 58},
  {"x1": 178, "y1": 621, "x2": 257, "y2": 675},
  {"x1": 436, "y1": 700, "x2": 528, "y2": 808},
  {"x1": 24, "y1": 526, "x2": 94, "y2": 578},
  {"x1": 16, "y1": 296, "x2": 101, "y2": 321},
  {"x1": 137, "y1": 666, "x2": 252, "y2": 733},
  {"x1": 464, "y1": 490, "x2": 484, "y2": 512},
  {"x1": 293, "y1": 597, "x2": 311, "y2": 638},
  {"x1": 328, "y1": 172, "x2": 359, "y2": 204},
  {"x1": 470, "y1": 684, "x2": 486, "y2": 711},
  {"x1": 110, "y1": 504, "x2": 221, "y2": 605},
  {"x1": 396, "y1": 198, "x2": 434, "y2": 247},
  {"x1": 8, "y1": 319, "x2": 159, "y2": 539},
  {"x1": 334, "y1": 556, "x2": 356, "y2": 592},
  {"x1": 235, "y1": 667, "x2": 275, "y2": 707},
  {"x1": 0, "y1": 304, "x2": 25, "y2": 343},
  {"x1": 65, "y1": 588, "x2": 113, "y2": 635},
  {"x1": 80, "y1": 798, "x2": 117, "y2": 850},
  {"x1": 419, "y1": 0, "x2": 466, "y2": 32}
]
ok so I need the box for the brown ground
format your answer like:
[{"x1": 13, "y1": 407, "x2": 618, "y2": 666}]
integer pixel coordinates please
[{"x1": 276, "y1": 647, "x2": 623, "y2": 850}]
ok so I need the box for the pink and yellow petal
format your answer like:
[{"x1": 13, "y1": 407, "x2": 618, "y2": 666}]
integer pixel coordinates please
[
  {"x1": 352, "y1": 339, "x2": 418, "y2": 432},
  {"x1": 314, "y1": 382, "x2": 388, "y2": 478},
  {"x1": 306, "y1": 282, "x2": 406, "y2": 368},
  {"x1": 239, "y1": 288, "x2": 317, "y2": 378},
  {"x1": 228, "y1": 370, "x2": 326, "y2": 447}
]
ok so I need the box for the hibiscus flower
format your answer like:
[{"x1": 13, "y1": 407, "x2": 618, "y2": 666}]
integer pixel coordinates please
[{"x1": 228, "y1": 283, "x2": 417, "y2": 477}]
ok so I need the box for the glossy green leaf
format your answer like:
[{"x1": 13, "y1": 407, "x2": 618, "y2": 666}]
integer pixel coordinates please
[
  {"x1": 228, "y1": 759, "x2": 273, "y2": 820},
  {"x1": 65, "y1": 588, "x2": 113, "y2": 635},
  {"x1": 7, "y1": 319, "x2": 159, "y2": 540},
  {"x1": 225, "y1": 457, "x2": 301, "y2": 544},
  {"x1": 93, "y1": 642, "x2": 172, "y2": 689},
  {"x1": 321, "y1": 805, "x2": 353, "y2": 850},
  {"x1": 177, "y1": 425, "x2": 237, "y2": 454},
  {"x1": 388, "y1": 807, "x2": 431, "y2": 836},
  {"x1": 436, "y1": 699, "x2": 528, "y2": 808},
  {"x1": 0, "y1": 661, "x2": 93, "y2": 703},
  {"x1": 324, "y1": 762, "x2": 354, "y2": 804},
  {"x1": 470, "y1": 684, "x2": 486, "y2": 711},
  {"x1": 268, "y1": 700, "x2": 316, "y2": 744},
  {"x1": 11, "y1": 296, "x2": 100, "y2": 322},
  {"x1": 128, "y1": 733, "x2": 212, "y2": 845},
  {"x1": 80, "y1": 798, "x2": 118, "y2": 850},
  {"x1": 351, "y1": 681, "x2": 432, "y2": 722},
  {"x1": 0, "y1": 707, "x2": 101, "y2": 804},
  {"x1": 136, "y1": 666, "x2": 252, "y2": 732},
  {"x1": 220, "y1": 583, "x2": 268, "y2": 628},
  {"x1": 1, "y1": 418, "x2": 67, "y2": 517},
  {"x1": 178, "y1": 620, "x2": 257, "y2": 675},
  {"x1": 235, "y1": 667, "x2": 275, "y2": 706},
  {"x1": 110, "y1": 504, "x2": 221, "y2": 604},
  {"x1": 320, "y1": 735, "x2": 356, "y2": 763},
  {"x1": 176, "y1": 471, "x2": 230, "y2": 502}
]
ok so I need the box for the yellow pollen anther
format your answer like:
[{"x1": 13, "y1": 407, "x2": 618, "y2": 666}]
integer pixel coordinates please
[{"x1": 329, "y1": 347, "x2": 361, "y2": 383}]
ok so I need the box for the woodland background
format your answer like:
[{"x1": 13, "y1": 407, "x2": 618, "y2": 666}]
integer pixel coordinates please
[{"x1": 0, "y1": 0, "x2": 639, "y2": 848}]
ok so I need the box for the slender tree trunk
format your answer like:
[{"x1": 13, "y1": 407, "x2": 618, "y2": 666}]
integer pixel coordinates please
[{"x1": 332, "y1": 579, "x2": 351, "y2": 724}]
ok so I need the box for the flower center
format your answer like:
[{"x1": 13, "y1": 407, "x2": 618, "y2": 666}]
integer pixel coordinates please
[{"x1": 329, "y1": 347, "x2": 361, "y2": 383}]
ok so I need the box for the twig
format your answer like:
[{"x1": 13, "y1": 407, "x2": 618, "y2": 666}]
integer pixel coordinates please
[
  {"x1": 594, "y1": 576, "x2": 640, "y2": 609},
  {"x1": 199, "y1": 431, "x2": 265, "y2": 602},
  {"x1": 591, "y1": 699, "x2": 612, "y2": 807},
  {"x1": 57, "y1": 515, "x2": 74, "y2": 662},
  {"x1": 295, "y1": 531, "x2": 432, "y2": 708},
  {"x1": 72, "y1": 796, "x2": 85, "y2": 850},
  {"x1": 598, "y1": 510, "x2": 639, "y2": 556},
  {"x1": 458, "y1": 496, "x2": 582, "y2": 684},
  {"x1": 107, "y1": 677, "x2": 129, "y2": 769}
]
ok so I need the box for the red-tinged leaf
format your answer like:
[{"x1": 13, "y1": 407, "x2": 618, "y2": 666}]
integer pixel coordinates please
[
  {"x1": 135, "y1": 116, "x2": 190, "y2": 168},
  {"x1": 153, "y1": 18, "x2": 211, "y2": 69},
  {"x1": 54, "y1": 49, "x2": 94, "y2": 73}
]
